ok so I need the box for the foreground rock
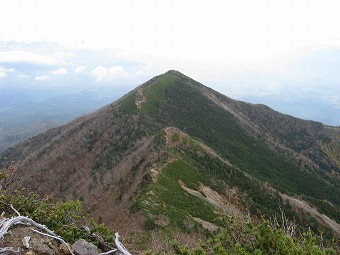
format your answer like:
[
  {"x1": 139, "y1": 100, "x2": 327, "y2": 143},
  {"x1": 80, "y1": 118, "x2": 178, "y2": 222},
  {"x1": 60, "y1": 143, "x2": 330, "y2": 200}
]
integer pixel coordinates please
[
  {"x1": 0, "y1": 225, "x2": 67, "y2": 255},
  {"x1": 0, "y1": 212, "x2": 131, "y2": 255},
  {"x1": 72, "y1": 239, "x2": 98, "y2": 255}
]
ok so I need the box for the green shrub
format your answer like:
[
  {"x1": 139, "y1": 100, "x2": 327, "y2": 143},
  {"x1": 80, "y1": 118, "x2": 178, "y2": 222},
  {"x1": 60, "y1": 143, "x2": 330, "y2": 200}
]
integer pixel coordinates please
[
  {"x1": 0, "y1": 191, "x2": 113, "y2": 244},
  {"x1": 172, "y1": 214, "x2": 337, "y2": 255},
  {"x1": 172, "y1": 132, "x2": 180, "y2": 142}
]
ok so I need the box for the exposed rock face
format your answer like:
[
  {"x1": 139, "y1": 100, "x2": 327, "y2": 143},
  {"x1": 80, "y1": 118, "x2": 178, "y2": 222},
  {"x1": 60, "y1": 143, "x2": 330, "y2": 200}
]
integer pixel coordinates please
[
  {"x1": 0, "y1": 225, "x2": 64, "y2": 255},
  {"x1": 0, "y1": 211, "x2": 132, "y2": 255},
  {"x1": 0, "y1": 225, "x2": 104, "y2": 255},
  {"x1": 71, "y1": 239, "x2": 98, "y2": 255}
]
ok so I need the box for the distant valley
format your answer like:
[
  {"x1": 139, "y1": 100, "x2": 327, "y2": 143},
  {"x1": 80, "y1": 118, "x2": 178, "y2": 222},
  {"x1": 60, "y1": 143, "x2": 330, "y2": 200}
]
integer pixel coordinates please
[{"x1": 0, "y1": 86, "x2": 125, "y2": 152}]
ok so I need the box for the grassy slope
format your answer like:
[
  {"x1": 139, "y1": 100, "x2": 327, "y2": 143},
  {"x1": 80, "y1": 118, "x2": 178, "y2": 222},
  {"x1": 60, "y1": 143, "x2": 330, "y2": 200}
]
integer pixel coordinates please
[
  {"x1": 132, "y1": 131, "x2": 300, "y2": 233},
  {"x1": 135, "y1": 159, "x2": 218, "y2": 231},
  {"x1": 141, "y1": 73, "x2": 181, "y2": 113}
]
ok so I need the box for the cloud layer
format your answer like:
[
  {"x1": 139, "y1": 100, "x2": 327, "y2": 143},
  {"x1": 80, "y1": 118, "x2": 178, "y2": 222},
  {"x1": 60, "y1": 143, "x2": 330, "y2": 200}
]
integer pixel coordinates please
[
  {"x1": 52, "y1": 67, "x2": 68, "y2": 75},
  {"x1": 75, "y1": 66, "x2": 85, "y2": 73},
  {"x1": 0, "y1": 67, "x2": 14, "y2": 78},
  {"x1": 35, "y1": 75, "x2": 49, "y2": 81},
  {"x1": 90, "y1": 66, "x2": 127, "y2": 81},
  {"x1": 0, "y1": 50, "x2": 57, "y2": 65}
]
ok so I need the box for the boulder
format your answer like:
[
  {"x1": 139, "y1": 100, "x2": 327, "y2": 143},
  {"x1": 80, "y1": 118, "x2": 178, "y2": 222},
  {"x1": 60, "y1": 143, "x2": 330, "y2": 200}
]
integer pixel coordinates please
[{"x1": 72, "y1": 239, "x2": 98, "y2": 255}]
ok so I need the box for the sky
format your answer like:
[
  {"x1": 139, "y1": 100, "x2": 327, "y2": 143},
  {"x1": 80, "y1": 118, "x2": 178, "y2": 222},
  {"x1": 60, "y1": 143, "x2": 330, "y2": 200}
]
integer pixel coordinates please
[{"x1": 0, "y1": 0, "x2": 340, "y2": 125}]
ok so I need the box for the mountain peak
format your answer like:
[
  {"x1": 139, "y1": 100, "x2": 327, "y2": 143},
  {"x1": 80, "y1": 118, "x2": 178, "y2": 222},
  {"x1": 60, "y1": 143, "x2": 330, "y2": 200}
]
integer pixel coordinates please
[
  {"x1": 164, "y1": 69, "x2": 183, "y2": 75},
  {"x1": 157, "y1": 70, "x2": 193, "y2": 83},
  {"x1": 119, "y1": 69, "x2": 206, "y2": 114}
]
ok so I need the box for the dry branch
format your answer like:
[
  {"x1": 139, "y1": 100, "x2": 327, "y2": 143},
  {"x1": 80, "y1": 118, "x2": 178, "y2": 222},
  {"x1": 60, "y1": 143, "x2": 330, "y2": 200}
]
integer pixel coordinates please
[
  {"x1": 114, "y1": 232, "x2": 132, "y2": 255},
  {"x1": 0, "y1": 247, "x2": 20, "y2": 254},
  {"x1": 0, "y1": 206, "x2": 133, "y2": 255}
]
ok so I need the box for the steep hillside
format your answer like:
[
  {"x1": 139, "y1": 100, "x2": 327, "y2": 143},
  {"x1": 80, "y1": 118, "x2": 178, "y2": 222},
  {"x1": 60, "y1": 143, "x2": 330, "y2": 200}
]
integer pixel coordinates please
[
  {"x1": 132, "y1": 127, "x2": 340, "y2": 237},
  {"x1": 0, "y1": 107, "x2": 163, "y2": 228},
  {"x1": 1, "y1": 70, "x2": 339, "y2": 240}
]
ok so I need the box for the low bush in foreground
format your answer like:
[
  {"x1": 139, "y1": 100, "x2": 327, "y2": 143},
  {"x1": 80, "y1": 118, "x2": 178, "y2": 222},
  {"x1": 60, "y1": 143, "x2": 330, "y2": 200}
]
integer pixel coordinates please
[
  {"x1": 172, "y1": 214, "x2": 337, "y2": 255},
  {"x1": 0, "y1": 191, "x2": 113, "y2": 245}
]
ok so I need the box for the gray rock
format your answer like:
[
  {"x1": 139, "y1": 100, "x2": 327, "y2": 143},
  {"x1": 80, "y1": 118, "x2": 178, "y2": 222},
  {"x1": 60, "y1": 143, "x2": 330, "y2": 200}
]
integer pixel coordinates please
[
  {"x1": 72, "y1": 239, "x2": 98, "y2": 255},
  {"x1": 22, "y1": 236, "x2": 31, "y2": 248},
  {"x1": 59, "y1": 243, "x2": 72, "y2": 254},
  {"x1": 30, "y1": 239, "x2": 56, "y2": 255}
]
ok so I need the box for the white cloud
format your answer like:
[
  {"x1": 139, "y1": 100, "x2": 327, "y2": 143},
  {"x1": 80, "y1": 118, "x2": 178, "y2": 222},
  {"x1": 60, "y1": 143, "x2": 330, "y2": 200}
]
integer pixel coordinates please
[
  {"x1": 326, "y1": 95, "x2": 340, "y2": 109},
  {"x1": 0, "y1": 67, "x2": 15, "y2": 72},
  {"x1": 90, "y1": 66, "x2": 107, "y2": 81},
  {"x1": 108, "y1": 66, "x2": 126, "y2": 77},
  {"x1": 0, "y1": 0, "x2": 339, "y2": 78},
  {"x1": 17, "y1": 74, "x2": 30, "y2": 79},
  {"x1": 35, "y1": 75, "x2": 49, "y2": 81},
  {"x1": 54, "y1": 51, "x2": 74, "y2": 61},
  {"x1": 75, "y1": 65, "x2": 86, "y2": 74},
  {"x1": 52, "y1": 67, "x2": 68, "y2": 75},
  {"x1": 0, "y1": 67, "x2": 15, "y2": 78},
  {"x1": 0, "y1": 50, "x2": 57, "y2": 65},
  {"x1": 90, "y1": 65, "x2": 126, "y2": 81},
  {"x1": 136, "y1": 70, "x2": 144, "y2": 76}
]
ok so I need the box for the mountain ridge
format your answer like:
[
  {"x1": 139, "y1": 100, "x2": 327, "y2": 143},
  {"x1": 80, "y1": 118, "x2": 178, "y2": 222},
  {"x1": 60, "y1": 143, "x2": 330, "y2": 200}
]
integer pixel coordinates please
[{"x1": 1, "y1": 70, "x2": 339, "y2": 240}]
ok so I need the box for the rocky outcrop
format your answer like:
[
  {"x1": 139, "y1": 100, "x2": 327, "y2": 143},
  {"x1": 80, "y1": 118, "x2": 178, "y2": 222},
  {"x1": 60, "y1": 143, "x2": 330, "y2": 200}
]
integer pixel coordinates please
[
  {"x1": 0, "y1": 225, "x2": 69, "y2": 255},
  {"x1": 0, "y1": 211, "x2": 131, "y2": 255}
]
